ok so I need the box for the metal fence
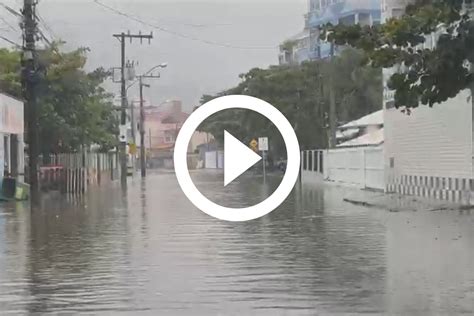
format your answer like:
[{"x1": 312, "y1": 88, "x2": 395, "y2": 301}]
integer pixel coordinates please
[{"x1": 35, "y1": 152, "x2": 119, "y2": 194}]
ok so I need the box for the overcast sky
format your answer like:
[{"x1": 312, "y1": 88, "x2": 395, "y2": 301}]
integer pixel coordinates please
[{"x1": 0, "y1": 0, "x2": 307, "y2": 111}]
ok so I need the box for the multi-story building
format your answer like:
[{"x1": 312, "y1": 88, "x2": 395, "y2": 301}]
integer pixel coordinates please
[
  {"x1": 278, "y1": 28, "x2": 311, "y2": 65},
  {"x1": 279, "y1": 0, "x2": 381, "y2": 64},
  {"x1": 307, "y1": 0, "x2": 381, "y2": 59}
]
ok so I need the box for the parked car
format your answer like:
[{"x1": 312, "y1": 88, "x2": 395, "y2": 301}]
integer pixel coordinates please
[{"x1": 276, "y1": 159, "x2": 287, "y2": 172}]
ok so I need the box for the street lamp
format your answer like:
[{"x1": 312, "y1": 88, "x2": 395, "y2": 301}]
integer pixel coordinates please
[
  {"x1": 126, "y1": 62, "x2": 168, "y2": 91},
  {"x1": 135, "y1": 63, "x2": 168, "y2": 178}
]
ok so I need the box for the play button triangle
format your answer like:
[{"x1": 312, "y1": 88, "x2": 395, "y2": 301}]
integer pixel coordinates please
[{"x1": 224, "y1": 130, "x2": 262, "y2": 186}]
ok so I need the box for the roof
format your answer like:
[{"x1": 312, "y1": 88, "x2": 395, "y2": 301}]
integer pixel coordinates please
[
  {"x1": 336, "y1": 128, "x2": 359, "y2": 140},
  {"x1": 337, "y1": 127, "x2": 384, "y2": 147},
  {"x1": 145, "y1": 110, "x2": 189, "y2": 124},
  {"x1": 340, "y1": 110, "x2": 383, "y2": 129},
  {"x1": 287, "y1": 29, "x2": 310, "y2": 41}
]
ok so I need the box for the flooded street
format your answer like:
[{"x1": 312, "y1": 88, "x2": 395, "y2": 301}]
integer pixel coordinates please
[{"x1": 0, "y1": 171, "x2": 473, "y2": 315}]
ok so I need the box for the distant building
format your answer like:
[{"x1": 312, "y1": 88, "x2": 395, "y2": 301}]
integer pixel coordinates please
[
  {"x1": 143, "y1": 100, "x2": 189, "y2": 168},
  {"x1": 0, "y1": 93, "x2": 25, "y2": 180},
  {"x1": 307, "y1": 0, "x2": 381, "y2": 60},
  {"x1": 279, "y1": 29, "x2": 311, "y2": 65},
  {"x1": 336, "y1": 110, "x2": 383, "y2": 147},
  {"x1": 280, "y1": 0, "x2": 381, "y2": 64}
]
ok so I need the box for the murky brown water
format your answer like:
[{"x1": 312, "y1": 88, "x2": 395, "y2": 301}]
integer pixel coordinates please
[{"x1": 0, "y1": 171, "x2": 473, "y2": 315}]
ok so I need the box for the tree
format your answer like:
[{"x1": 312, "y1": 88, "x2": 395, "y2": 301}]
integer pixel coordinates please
[
  {"x1": 198, "y1": 48, "x2": 382, "y2": 156},
  {"x1": 0, "y1": 44, "x2": 118, "y2": 155},
  {"x1": 324, "y1": 0, "x2": 473, "y2": 108}
]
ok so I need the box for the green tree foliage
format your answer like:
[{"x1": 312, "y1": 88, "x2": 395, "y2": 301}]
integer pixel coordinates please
[
  {"x1": 198, "y1": 48, "x2": 382, "y2": 156},
  {"x1": 324, "y1": 0, "x2": 472, "y2": 108},
  {"x1": 0, "y1": 45, "x2": 118, "y2": 154}
]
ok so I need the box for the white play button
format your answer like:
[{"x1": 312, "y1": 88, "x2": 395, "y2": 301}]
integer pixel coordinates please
[{"x1": 224, "y1": 130, "x2": 262, "y2": 186}]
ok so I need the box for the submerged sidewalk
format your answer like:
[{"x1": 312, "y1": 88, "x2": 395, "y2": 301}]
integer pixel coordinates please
[{"x1": 341, "y1": 187, "x2": 473, "y2": 213}]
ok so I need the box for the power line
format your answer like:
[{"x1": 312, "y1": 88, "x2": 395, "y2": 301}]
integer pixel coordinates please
[
  {"x1": 0, "y1": 15, "x2": 18, "y2": 32},
  {"x1": 93, "y1": 0, "x2": 277, "y2": 50},
  {"x1": 0, "y1": 34, "x2": 21, "y2": 47},
  {"x1": 0, "y1": 3, "x2": 22, "y2": 18},
  {"x1": 36, "y1": 10, "x2": 57, "y2": 41}
]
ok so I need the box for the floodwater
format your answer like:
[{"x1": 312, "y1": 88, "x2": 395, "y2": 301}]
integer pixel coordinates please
[{"x1": 0, "y1": 171, "x2": 473, "y2": 315}]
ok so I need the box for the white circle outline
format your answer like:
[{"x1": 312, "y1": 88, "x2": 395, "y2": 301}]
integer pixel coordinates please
[{"x1": 174, "y1": 95, "x2": 300, "y2": 222}]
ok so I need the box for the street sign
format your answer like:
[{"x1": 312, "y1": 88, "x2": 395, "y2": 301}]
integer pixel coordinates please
[
  {"x1": 119, "y1": 125, "x2": 128, "y2": 143},
  {"x1": 258, "y1": 137, "x2": 268, "y2": 151},
  {"x1": 250, "y1": 139, "x2": 258, "y2": 151},
  {"x1": 129, "y1": 143, "x2": 137, "y2": 155}
]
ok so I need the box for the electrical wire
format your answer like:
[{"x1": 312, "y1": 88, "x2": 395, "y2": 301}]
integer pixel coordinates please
[
  {"x1": 0, "y1": 34, "x2": 21, "y2": 47},
  {"x1": 0, "y1": 15, "x2": 17, "y2": 32},
  {"x1": 93, "y1": 0, "x2": 278, "y2": 50},
  {"x1": 36, "y1": 10, "x2": 58, "y2": 41}
]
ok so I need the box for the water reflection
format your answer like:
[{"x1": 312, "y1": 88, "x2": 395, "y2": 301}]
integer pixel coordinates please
[{"x1": 0, "y1": 171, "x2": 472, "y2": 314}]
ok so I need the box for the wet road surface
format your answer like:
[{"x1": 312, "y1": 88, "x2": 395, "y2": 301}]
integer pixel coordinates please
[{"x1": 0, "y1": 171, "x2": 473, "y2": 315}]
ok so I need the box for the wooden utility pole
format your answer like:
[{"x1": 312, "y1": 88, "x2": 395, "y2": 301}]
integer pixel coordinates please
[
  {"x1": 112, "y1": 31, "x2": 153, "y2": 188},
  {"x1": 22, "y1": 0, "x2": 40, "y2": 204},
  {"x1": 139, "y1": 77, "x2": 148, "y2": 178},
  {"x1": 328, "y1": 41, "x2": 337, "y2": 148},
  {"x1": 138, "y1": 73, "x2": 160, "y2": 178}
]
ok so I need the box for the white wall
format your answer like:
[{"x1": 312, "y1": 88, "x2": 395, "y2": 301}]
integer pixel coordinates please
[
  {"x1": 205, "y1": 151, "x2": 224, "y2": 169},
  {"x1": 325, "y1": 146, "x2": 384, "y2": 190},
  {"x1": 301, "y1": 147, "x2": 384, "y2": 190},
  {"x1": 384, "y1": 90, "x2": 473, "y2": 182}
]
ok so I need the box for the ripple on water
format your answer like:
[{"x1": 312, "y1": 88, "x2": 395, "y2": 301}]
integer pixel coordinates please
[{"x1": 0, "y1": 171, "x2": 472, "y2": 314}]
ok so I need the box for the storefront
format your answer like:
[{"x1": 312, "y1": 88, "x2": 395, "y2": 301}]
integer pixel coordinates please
[{"x1": 0, "y1": 93, "x2": 24, "y2": 180}]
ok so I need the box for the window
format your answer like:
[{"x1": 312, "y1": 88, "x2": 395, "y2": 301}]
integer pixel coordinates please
[
  {"x1": 164, "y1": 131, "x2": 175, "y2": 143},
  {"x1": 308, "y1": 151, "x2": 313, "y2": 171}
]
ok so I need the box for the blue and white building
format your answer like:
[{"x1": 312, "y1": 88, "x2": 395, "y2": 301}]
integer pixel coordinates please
[
  {"x1": 307, "y1": 0, "x2": 381, "y2": 59},
  {"x1": 279, "y1": 0, "x2": 381, "y2": 64}
]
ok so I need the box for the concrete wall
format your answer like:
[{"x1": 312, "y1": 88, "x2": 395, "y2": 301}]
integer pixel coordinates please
[
  {"x1": 205, "y1": 151, "x2": 224, "y2": 169},
  {"x1": 385, "y1": 90, "x2": 473, "y2": 180},
  {"x1": 384, "y1": 91, "x2": 474, "y2": 204},
  {"x1": 301, "y1": 147, "x2": 384, "y2": 190},
  {"x1": 325, "y1": 146, "x2": 384, "y2": 190}
]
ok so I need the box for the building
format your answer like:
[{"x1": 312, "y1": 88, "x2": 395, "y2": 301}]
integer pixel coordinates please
[
  {"x1": 280, "y1": 0, "x2": 381, "y2": 64},
  {"x1": 0, "y1": 93, "x2": 25, "y2": 180},
  {"x1": 382, "y1": 0, "x2": 474, "y2": 204},
  {"x1": 307, "y1": 0, "x2": 381, "y2": 60},
  {"x1": 143, "y1": 100, "x2": 189, "y2": 168},
  {"x1": 279, "y1": 29, "x2": 311, "y2": 65},
  {"x1": 337, "y1": 110, "x2": 383, "y2": 147}
]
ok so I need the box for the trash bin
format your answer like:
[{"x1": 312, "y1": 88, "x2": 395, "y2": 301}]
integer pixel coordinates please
[
  {"x1": 15, "y1": 182, "x2": 29, "y2": 200},
  {"x1": 1, "y1": 178, "x2": 16, "y2": 200}
]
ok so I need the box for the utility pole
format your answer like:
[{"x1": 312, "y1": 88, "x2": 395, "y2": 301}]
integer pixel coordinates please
[
  {"x1": 139, "y1": 77, "x2": 149, "y2": 178},
  {"x1": 112, "y1": 31, "x2": 153, "y2": 188},
  {"x1": 22, "y1": 0, "x2": 40, "y2": 205},
  {"x1": 328, "y1": 40, "x2": 337, "y2": 148},
  {"x1": 138, "y1": 72, "x2": 160, "y2": 178}
]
